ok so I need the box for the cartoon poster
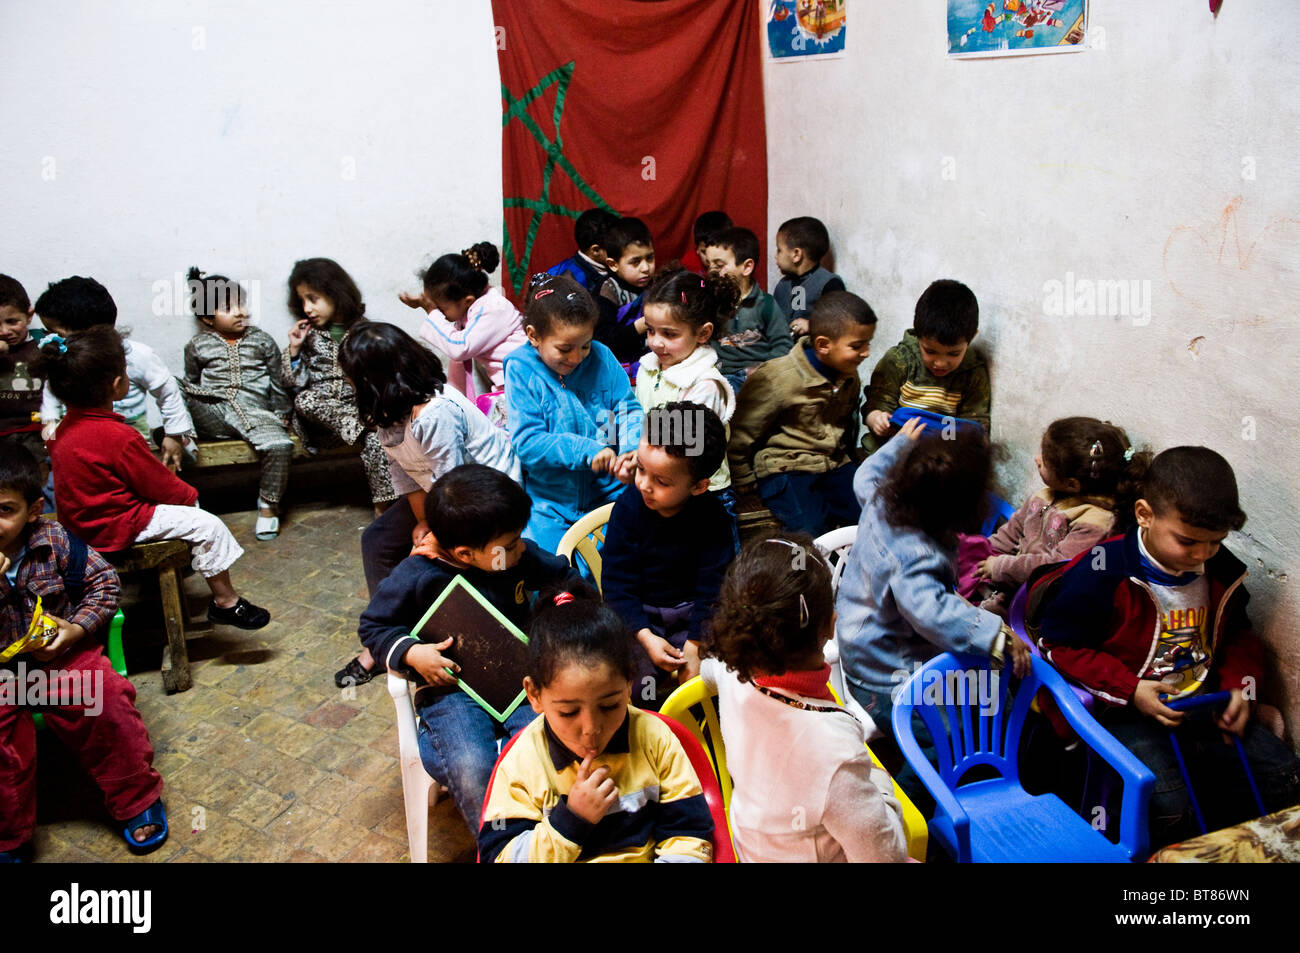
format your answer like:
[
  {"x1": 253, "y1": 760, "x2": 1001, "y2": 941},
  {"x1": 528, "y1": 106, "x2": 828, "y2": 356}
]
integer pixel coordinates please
[
  {"x1": 948, "y1": 0, "x2": 1087, "y2": 58},
  {"x1": 767, "y1": 0, "x2": 846, "y2": 61}
]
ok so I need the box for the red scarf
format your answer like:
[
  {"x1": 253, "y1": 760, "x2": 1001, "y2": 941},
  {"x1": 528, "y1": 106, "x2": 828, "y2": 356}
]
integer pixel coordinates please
[{"x1": 753, "y1": 663, "x2": 835, "y2": 701}]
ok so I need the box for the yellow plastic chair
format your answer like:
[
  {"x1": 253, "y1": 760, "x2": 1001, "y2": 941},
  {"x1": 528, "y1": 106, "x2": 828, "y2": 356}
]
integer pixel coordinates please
[
  {"x1": 662, "y1": 675, "x2": 928, "y2": 861},
  {"x1": 554, "y1": 503, "x2": 614, "y2": 593}
]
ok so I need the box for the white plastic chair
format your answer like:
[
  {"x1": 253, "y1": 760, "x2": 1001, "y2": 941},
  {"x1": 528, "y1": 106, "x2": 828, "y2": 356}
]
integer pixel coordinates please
[
  {"x1": 813, "y1": 526, "x2": 881, "y2": 741},
  {"x1": 387, "y1": 672, "x2": 439, "y2": 863},
  {"x1": 555, "y1": 503, "x2": 615, "y2": 593}
]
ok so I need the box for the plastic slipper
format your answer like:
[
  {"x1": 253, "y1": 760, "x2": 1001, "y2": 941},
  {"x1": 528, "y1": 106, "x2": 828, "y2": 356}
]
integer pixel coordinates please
[
  {"x1": 255, "y1": 515, "x2": 280, "y2": 541},
  {"x1": 123, "y1": 799, "x2": 168, "y2": 854}
]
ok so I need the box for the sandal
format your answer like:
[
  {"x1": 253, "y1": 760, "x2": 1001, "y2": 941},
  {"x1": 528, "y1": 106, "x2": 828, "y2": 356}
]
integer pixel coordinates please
[
  {"x1": 255, "y1": 497, "x2": 280, "y2": 541},
  {"x1": 123, "y1": 799, "x2": 168, "y2": 854},
  {"x1": 334, "y1": 656, "x2": 376, "y2": 689}
]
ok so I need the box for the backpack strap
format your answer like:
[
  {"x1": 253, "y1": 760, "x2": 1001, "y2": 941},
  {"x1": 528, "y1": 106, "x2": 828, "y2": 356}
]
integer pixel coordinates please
[{"x1": 63, "y1": 531, "x2": 89, "y2": 608}]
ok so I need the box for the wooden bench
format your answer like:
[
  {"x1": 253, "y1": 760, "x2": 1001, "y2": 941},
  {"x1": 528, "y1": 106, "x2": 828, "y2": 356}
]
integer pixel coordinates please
[{"x1": 187, "y1": 436, "x2": 360, "y2": 469}]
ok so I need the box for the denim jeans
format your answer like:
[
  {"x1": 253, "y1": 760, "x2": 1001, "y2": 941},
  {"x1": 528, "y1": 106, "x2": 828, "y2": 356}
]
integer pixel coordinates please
[
  {"x1": 757, "y1": 464, "x2": 862, "y2": 537},
  {"x1": 416, "y1": 689, "x2": 538, "y2": 833}
]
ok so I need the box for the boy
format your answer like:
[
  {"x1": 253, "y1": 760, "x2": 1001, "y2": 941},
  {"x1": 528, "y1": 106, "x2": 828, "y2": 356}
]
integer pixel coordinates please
[
  {"x1": 545, "y1": 207, "x2": 618, "y2": 294},
  {"x1": 1036, "y1": 447, "x2": 1300, "y2": 847},
  {"x1": 728, "y1": 291, "x2": 876, "y2": 537},
  {"x1": 594, "y1": 217, "x2": 655, "y2": 363},
  {"x1": 0, "y1": 276, "x2": 49, "y2": 470},
  {"x1": 34, "y1": 276, "x2": 194, "y2": 473},
  {"x1": 862, "y1": 278, "x2": 990, "y2": 455},
  {"x1": 773, "y1": 216, "x2": 845, "y2": 336},
  {"x1": 357, "y1": 463, "x2": 581, "y2": 832},
  {"x1": 704, "y1": 226, "x2": 793, "y2": 394},
  {"x1": 0, "y1": 445, "x2": 166, "y2": 860},
  {"x1": 601, "y1": 402, "x2": 735, "y2": 709},
  {"x1": 682, "y1": 209, "x2": 733, "y2": 273}
]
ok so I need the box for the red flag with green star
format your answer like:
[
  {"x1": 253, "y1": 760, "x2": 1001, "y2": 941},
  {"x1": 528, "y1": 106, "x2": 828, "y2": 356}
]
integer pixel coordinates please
[{"x1": 491, "y1": 0, "x2": 768, "y2": 302}]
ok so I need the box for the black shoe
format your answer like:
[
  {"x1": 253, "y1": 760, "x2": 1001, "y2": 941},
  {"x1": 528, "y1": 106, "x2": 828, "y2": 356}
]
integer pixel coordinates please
[
  {"x1": 334, "y1": 657, "x2": 377, "y2": 689},
  {"x1": 208, "y1": 597, "x2": 271, "y2": 630}
]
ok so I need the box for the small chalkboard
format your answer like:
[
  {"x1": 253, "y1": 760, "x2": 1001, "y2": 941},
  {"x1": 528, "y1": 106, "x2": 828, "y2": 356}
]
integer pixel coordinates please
[{"x1": 410, "y1": 576, "x2": 530, "y2": 722}]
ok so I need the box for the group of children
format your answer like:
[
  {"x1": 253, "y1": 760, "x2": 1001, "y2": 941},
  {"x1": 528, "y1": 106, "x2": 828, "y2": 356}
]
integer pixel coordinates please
[{"x1": 1, "y1": 205, "x2": 1297, "y2": 863}]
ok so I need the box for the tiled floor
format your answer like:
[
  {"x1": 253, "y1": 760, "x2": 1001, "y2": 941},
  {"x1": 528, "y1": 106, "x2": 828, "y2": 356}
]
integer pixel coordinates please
[{"x1": 29, "y1": 502, "x2": 476, "y2": 863}]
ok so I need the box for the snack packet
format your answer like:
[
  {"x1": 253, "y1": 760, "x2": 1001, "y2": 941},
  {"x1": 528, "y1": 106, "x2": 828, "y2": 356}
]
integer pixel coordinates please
[{"x1": 0, "y1": 596, "x2": 58, "y2": 663}]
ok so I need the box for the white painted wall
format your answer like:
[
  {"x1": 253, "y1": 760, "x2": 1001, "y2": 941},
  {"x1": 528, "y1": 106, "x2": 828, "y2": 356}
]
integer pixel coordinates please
[
  {"x1": 763, "y1": 1, "x2": 1300, "y2": 734},
  {"x1": 0, "y1": 0, "x2": 503, "y2": 371}
]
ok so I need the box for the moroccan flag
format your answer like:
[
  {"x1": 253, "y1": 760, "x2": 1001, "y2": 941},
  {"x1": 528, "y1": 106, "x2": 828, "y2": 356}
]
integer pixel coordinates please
[{"x1": 490, "y1": 0, "x2": 768, "y2": 302}]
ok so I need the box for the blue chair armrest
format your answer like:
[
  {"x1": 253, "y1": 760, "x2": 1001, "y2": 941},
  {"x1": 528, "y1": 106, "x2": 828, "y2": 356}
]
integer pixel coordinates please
[{"x1": 892, "y1": 692, "x2": 971, "y2": 862}]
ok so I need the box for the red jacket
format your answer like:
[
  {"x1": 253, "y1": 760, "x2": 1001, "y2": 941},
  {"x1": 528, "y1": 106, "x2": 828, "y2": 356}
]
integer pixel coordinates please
[{"x1": 49, "y1": 407, "x2": 198, "y2": 552}]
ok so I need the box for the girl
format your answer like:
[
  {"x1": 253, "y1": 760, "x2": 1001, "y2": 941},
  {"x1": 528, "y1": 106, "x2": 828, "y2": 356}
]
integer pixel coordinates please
[
  {"x1": 635, "y1": 268, "x2": 738, "y2": 499},
  {"x1": 181, "y1": 267, "x2": 294, "y2": 541},
  {"x1": 701, "y1": 534, "x2": 908, "y2": 863},
  {"x1": 399, "y1": 242, "x2": 527, "y2": 399},
  {"x1": 332, "y1": 321, "x2": 521, "y2": 688},
  {"x1": 281, "y1": 258, "x2": 395, "y2": 514},
  {"x1": 973, "y1": 417, "x2": 1152, "y2": 616},
  {"x1": 502, "y1": 274, "x2": 642, "y2": 554},
  {"x1": 834, "y1": 419, "x2": 1032, "y2": 810},
  {"x1": 34, "y1": 327, "x2": 270, "y2": 630},
  {"x1": 478, "y1": 585, "x2": 714, "y2": 863}
]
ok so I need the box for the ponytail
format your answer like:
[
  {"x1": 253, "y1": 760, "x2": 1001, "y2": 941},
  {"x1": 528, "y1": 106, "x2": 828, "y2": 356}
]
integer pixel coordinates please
[
  {"x1": 422, "y1": 241, "x2": 499, "y2": 301},
  {"x1": 527, "y1": 581, "x2": 632, "y2": 689},
  {"x1": 643, "y1": 266, "x2": 740, "y2": 335}
]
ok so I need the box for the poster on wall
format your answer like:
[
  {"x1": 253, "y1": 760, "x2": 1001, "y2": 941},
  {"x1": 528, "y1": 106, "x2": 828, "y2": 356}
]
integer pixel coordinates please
[
  {"x1": 948, "y1": 0, "x2": 1087, "y2": 57},
  {"x1": 767, "y1": 0, "x2": 846, "y2": 61}
]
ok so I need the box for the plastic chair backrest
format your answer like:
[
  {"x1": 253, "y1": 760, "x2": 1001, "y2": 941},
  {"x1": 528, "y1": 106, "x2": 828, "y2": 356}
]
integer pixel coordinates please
[
  {"x1": 387, "y1": 673, "x2": 439, "y2": 863},
  {"x1": 813, "y1": 525, "x2": 856, "y2": 593},
  {"x1": 659, "y1": 677, "x2": 733, "y2": 809},
  {"x1": 981, "y1": 493, "x2": 1017, "y2": 538},
  {"x1": 554, "y1": 503, "x2": 614, "y2": 593},
  {"x1": 811, "y1": 527, "x2": 879, "y2": 738}
]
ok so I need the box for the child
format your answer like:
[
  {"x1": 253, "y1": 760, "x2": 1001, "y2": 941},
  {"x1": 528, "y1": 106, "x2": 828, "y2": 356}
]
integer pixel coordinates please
[
  {"x1": 701, "y1": 534, "x2": 908, "y2": 863},
  {"x1": 601, "y1": 403, "x2": 736, "y2": 709},
  {"x1": 972, "y1": 417, "x2": 1150, "y2": 616},
  {"x1": 357, "y1": 464, "x2": 580, "y2": 832},
  {"x1": 1036, "y1": 447, "x2": 1300, "y2": 847},
  {"x1": 399, "y1": 242, "x2": 527, "y2": 398},
  {"x1": 773, "y1": 216, "x2": 845, "y2": 336},
  {"x1": 478, "y1": 584, "x2": 714, "y2": 863},
  {"x1": 703, "y1": 226, "x2": 793, "y2": 395},
  {"x1": 728, "y1": 291, "x2": 875, "y2": 537},
  {"x1": 35, "y1": 327, "x2": 270, "y2": 630},
  {"x1": 35, "y1": 276, "x2": 194, "y2": 473},
  {"x1": 282, "y1": 258, "x2": 396, "y2": 514},
  {"x1": 0, "y1": 275, "x2": 49, "y2": 473},
  {"x1": 635, "y1": 269, "x2": 737, "y2": 498},
  {"x1": 503, "y1": 275, "x2": 642, "y2": 554},
  {"x1": 835, "y1": 419, "x2": 1032, "y2": 810},
  {"x1": 0, "y1": 444, "x2": 168, "y2": 860},
  {"x1": 334, "y1": 322, "x2": 521, "y2": 688},
  {"x1": 180, "y1": 267, "x2": 294, "y2": 541},
  {"x1": 862, "y1": 279, "x2": 991, "y2": 455},
  {"x1": 594, "y1": 217, "x2": 655, "y2": 363},
  {"x1": 682, "y1": 209, "x2": 733, "y2": 274},
  {"x1": 544, "y1": 208, "x2": 619, "y2": 293}
]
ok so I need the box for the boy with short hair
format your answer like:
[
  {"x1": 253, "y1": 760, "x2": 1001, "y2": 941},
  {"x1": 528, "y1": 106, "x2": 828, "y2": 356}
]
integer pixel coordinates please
[
  {"x1": 728, "y1": 291, "x2": 876, "y2": 537},
  {"x1": 1036, "y1": 447, "x2": 1300, "y2": 847},
  {"x1": 684, "y1": 210, "x2": 733, "y2": 273},
  {"x1": 601, "y1": 402, "x2": 735, "y2": 709},
  {"x1": 546, "y1": 207, "x2": 619, "y2": 294},
  {"x1": 0, "y1": 444, "x2": 167, "y2": 860},
  {"x1": 594, "y1": 217, "x2": 655, "y2": 362},
  {"x1": 773, "y1": 216, "x2": 845, "y2": 336},
  {"x1": 357, "y1": 463, "x2": 581, "y2": 831},
  {"x1": 0, "y1": 276, "x2": 49, "y2": 471},
  {"x1": 861, "y1": 278, "x2": 991, "y2": 455},
  {"x1": 34, "y1": 276, "x2": 195, "y2": 472},
  {"x1": 704, "y1": 226, "x2": 793, "y2": 394}
]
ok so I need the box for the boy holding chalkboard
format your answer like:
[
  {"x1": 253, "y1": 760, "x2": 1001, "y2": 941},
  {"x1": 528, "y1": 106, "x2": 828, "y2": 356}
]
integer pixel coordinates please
[{"x1": 357, "y1": 464, "x2": 580, "y2": 832}]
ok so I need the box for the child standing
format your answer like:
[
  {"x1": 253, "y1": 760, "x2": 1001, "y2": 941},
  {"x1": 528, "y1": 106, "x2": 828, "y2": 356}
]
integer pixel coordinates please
[
  {"x1": 544, "y1": 208, "x2": 619, "y2": 294},
  {"x1": 0, "y1": 445, "x2": 168, "y2": 860},
  {"x1": 594, "y1": 217, "x2": 655, "y2": 363},
  {"x1": 701, "y1": 534, "x2": 907, "y2": 863},
  {"x1": 357, "y1": 465, "x2": 579, "y2": 832},
  {"x1": 36, "y1": 327, "x2": 270, "y2": 630},
  {"x1": 601, "y1": 403, "x2": 736, "y2": 709},
  {"x1": 1036, "y1": 447, "x2": 1300, "y2": 847},
  {"x1": 703, "y1": 226, "x2": 793, "y2": 395},
  {"x1": 282, "y1": 258, "x2": 395, "y2": 513},
  {"x1": 334, "y1": 322, "x2": 521, "y2": 689},
  {"x1": 0, "y1": 275, "x2": 49, "y2": 473},
  {"x1": 862, "y1": 279, "x2": 991, "y2": 455},
  {"x1": 728, "y1": 291, "x2": 875, "y2": 537},
  {"x1": 478, "y1": 584, "x2": 714, "y2": 863},
  {"x1": 35, "y1": 276, "x2": 194, "y2": 473},
  {"x1": 773, "y1": 216, "x2": 845, "y2": 337},
  {"x1": 973, "y1": 417, "x2": 1150, "y2": 616},
  {"x1": 399, "y1": 242, "x2": 527, "y2": 398},
  {"x1": 180, "y1": 267, "x2": 294, "y2": 541},
  {"x1": 503, "y1": 275, "x2": 642, "y2": 554}
]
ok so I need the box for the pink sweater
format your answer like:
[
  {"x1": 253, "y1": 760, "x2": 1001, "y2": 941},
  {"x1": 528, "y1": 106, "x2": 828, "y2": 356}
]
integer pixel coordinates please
[
  {"x1": 418, "y1": 286, "x2": 527, "y2": 393},
  {"x1": 985, "y1": 487, "x2": 1117, "y2": 586}
]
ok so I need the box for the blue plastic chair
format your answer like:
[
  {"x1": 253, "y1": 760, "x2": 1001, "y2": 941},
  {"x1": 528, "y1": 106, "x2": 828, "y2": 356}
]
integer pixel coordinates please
[
  {"x1": 892, "y1": 652, "x2": 1155, "y2": 862},
  {"x1": 980, "y1": 493, "x2": 1017, "y2": 538},
  {"x1": 1165, "y1": 691, "x2": 1266, "y2": 834}
]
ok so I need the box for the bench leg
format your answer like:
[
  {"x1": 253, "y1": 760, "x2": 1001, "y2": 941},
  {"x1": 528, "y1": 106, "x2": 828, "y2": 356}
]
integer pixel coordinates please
[{"x1": 158, "y1": 565, "x2": 193, "y2": 694}]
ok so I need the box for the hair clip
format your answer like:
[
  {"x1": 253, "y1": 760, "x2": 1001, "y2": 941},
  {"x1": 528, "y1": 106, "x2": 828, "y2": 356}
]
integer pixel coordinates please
[
  {"x1": 534, "y1": 289, "x2": 555, "y2": 300},
  {"x1": 1089, "y1": 439, "x2": 1104, "y2": 478},
  {"x1": 763, "y1": 538, "x2": 800, "y2": 550},
  {"x1": 44, "y1": 333, "x2": 67, "y2": 354},
  {"x1": 529, "y1": 272, "x2": 553, "y2": 287},
  {"x1": 553, "y1": 591, "x2": 574, "y2": 606},
  {"x1": 1123, "y1": 447, "x2": 1136, "y2": 462},
  {"x1": 798, "y1": 593, "x2": 809, "y2": 629},
  {"x1": 680, "y1": 291, "x2": 687, "y2": 304}
]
